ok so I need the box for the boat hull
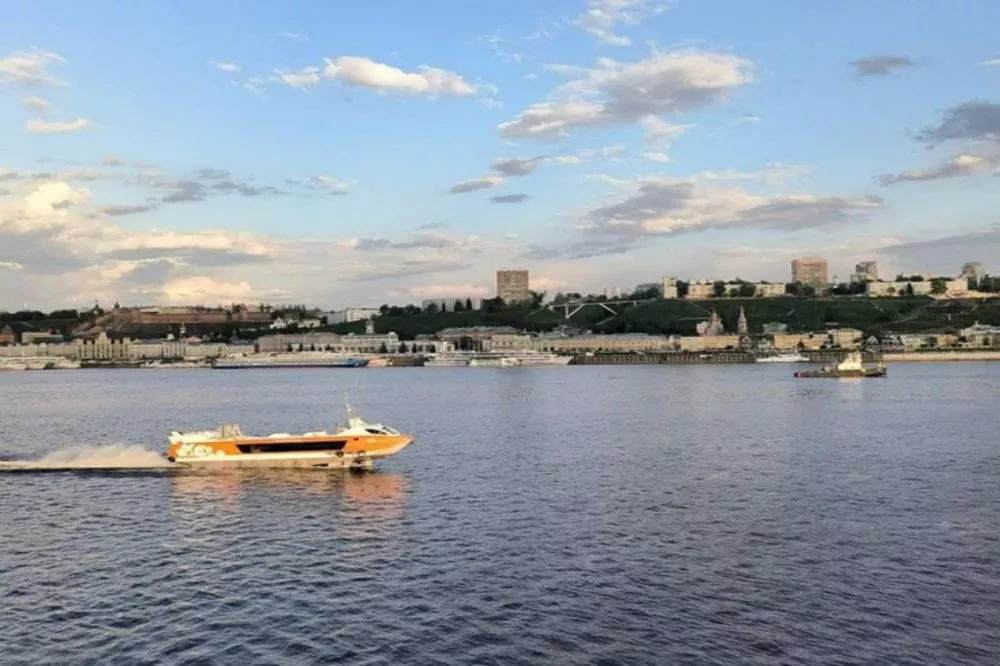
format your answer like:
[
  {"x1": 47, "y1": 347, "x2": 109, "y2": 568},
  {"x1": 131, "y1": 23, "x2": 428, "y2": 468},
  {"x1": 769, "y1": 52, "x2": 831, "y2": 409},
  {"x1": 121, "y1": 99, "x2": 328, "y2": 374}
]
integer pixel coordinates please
[
  {"x1": 794, "y1": 367, "x2": 886, "y2": 378},
  {"x1": 166, "y1": 434, "x2": 412, "y2": 468}
]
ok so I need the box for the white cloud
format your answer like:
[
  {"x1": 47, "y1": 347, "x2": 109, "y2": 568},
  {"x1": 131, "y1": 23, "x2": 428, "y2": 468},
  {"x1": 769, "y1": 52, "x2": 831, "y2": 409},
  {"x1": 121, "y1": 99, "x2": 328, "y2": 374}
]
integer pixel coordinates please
[
  {"x1": 322, "y1": 56, "x2": 476, "y2": 96},
  {"x1": 0, "y1": 176, "x2": 526, "y2": 309},
  {"x1": 19, "y1": 95, "x2": 50, "y2": 111},
  {"x1": 692, "y1": 162, "x2": 813, "y2": 187},
  {"x1": 394, "y1": 283, "x2": 490, "y2": 299},
  {"x1": 979, "y1": 59, "x2": 1000, "y2": 67},
  {"x1": 580, "y1": 176, "x2": 883, "y2": 239},
  {"x1": 573, "y1": 0, "x2": 671, "y2": 46},
  {"x1": 640, "y1": 151, "x2": 671, "y2": 162},
  {"x1": 0, "y1": 48, "x2": 67, "y2": 87},
  {"x1": 158, "y1": 276, "x2": 289, "y2": 304},
  {"x1": 498, "y1": 49, "x2": 752, "y2": 140},
  {"x1": 274, "y1": 66, "x2": 321, "y2": 89},
  {"x1": 213, "y1": 61, "x2": 240, "y2": 72},
  {"x1": 547, "y1": 144, "x2": 627, "y2": 166},
  {"x1": 0, "y1": 261, "x2": 24, "y2": 271},
  {"x1": 449, "y1": 176, "x2": 503, "y2": 194},
  {"x1": 310, "y1": 175, "x2": 351, "y2": 194},
  {"x1": 641, "y1": 116, "x2": 690, "y2": 144},
  {"x1": 0, "y1": 181, "x2": 93, "y2": 233},
  {"x1": 877, "y1": 154, "x2": 997, "y2": 186},
  {"x1": 282, "y1": 32, "x2": 309, "y2": 42},
  {"x1": 25, "y1": 117, "x2": 91, "y2": 133},
  {"x1": 242, "y1": 78, "x2": 266, "y2": 97}
]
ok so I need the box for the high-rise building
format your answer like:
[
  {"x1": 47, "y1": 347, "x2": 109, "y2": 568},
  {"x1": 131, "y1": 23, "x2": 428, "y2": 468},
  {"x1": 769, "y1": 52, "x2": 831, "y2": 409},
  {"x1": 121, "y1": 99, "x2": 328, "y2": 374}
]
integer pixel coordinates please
[
  {"x1": 791, "y1": 257, "x2": 829, "y2": 288},
  {"x1": 961, "y1": 262, "x2": 986, "y2": 282},
  {"x1": 496, "y1": 269, "x2": 530, "y2": 303},
  {"x1": 660, "y1": 276, "x2": 678, "y2": 299},
  {"x1": 851, "y1": 261, "x2": 879, "y2": 283}
]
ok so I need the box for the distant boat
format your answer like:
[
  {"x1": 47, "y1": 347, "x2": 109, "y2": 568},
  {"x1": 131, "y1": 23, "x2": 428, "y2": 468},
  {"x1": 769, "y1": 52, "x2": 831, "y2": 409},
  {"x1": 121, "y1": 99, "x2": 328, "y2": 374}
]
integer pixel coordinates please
[
  {"x1": 755, "y1": 351, "x2": 809, "y2": 363},
  {"x1": 794, "y1": 352, "x2": 886, "y2": 378},
  {"x1": 212, "y1": 353, "x2": 367, "y2": 369},
  {"x1": 423, "y1": 352, "x2": 471, "y2": 367}
]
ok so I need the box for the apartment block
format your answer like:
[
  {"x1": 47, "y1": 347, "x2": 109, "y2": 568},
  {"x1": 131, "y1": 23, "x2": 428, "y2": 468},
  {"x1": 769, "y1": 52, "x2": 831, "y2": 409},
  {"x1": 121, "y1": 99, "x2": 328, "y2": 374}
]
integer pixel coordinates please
[
  {"x1": 660, "y1": 277, "x2": 679, "y2": 299},
  {"x1": 791, "y1": 257, "x2": 829, "y2": 287},
  {"x1": 851, "y1": 261, "x2": 879, "y2": 283},
  {"x1": 496, "y1": 269, "x2": 531, "y2": 303}
]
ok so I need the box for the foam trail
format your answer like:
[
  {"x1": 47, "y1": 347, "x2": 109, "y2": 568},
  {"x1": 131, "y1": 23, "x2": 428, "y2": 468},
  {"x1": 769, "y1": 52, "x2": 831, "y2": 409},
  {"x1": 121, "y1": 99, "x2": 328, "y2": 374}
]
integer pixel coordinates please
[{"x1": 2, "y1": 444, "x2": 173, "y2": 469}]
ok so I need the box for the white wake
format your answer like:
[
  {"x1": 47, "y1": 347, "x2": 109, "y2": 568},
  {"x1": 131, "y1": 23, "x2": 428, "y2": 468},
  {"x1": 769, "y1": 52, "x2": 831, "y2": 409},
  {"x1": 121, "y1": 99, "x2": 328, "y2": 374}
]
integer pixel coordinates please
[{"x1": 0, "y1": 444, "x2": 174, "y2": 470}]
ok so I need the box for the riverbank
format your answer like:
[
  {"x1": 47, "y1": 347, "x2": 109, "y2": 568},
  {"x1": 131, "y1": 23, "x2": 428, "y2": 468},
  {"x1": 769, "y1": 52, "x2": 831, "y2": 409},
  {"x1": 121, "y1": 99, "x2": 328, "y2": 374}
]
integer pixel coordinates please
[{"x1": 5, "y1": 349, "x2": 1000, "y2": 371}]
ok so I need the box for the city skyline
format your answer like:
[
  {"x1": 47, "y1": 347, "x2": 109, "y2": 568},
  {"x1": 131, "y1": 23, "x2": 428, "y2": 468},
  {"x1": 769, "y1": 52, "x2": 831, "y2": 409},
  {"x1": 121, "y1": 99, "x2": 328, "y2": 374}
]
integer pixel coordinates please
[{"x1": 2, "y1": 1, "x2": 1000, "y2": 310}]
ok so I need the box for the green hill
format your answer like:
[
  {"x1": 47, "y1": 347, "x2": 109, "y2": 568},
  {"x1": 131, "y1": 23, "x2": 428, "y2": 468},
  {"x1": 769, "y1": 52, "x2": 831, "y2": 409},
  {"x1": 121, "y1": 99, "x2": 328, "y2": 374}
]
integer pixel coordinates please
[{"x1": 318, "y1": 297, "x2": 1000, "y2": 340}]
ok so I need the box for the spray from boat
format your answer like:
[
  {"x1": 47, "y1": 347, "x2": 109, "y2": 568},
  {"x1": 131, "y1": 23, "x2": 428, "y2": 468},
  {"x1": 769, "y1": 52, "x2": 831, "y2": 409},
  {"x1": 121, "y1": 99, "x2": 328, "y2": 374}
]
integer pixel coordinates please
[{"x1": 0, "y1": 443, "x2": 175, "y2": 471}]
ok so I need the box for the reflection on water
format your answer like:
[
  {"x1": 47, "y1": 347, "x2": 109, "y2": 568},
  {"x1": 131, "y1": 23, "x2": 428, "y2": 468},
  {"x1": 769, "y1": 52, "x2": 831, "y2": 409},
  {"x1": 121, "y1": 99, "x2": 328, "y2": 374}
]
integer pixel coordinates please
[{"x1": 169, "y1": 468, "x2": 411, "y2": 538}]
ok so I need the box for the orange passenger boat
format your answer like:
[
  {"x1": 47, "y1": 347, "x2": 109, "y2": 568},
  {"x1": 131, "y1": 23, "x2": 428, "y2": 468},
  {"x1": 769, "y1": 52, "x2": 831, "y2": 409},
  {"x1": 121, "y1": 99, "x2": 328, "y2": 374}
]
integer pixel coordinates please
[{"x1": 164, "y1": 400, "x2": 412, "y2": 470}]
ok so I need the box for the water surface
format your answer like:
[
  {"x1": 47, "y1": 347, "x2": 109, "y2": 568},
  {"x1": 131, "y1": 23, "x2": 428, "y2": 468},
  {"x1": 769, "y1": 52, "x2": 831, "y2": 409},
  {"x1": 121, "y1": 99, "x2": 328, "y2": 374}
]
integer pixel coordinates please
[{"x1": 1, "y1": 364, "x2": 997, "y2": 665}]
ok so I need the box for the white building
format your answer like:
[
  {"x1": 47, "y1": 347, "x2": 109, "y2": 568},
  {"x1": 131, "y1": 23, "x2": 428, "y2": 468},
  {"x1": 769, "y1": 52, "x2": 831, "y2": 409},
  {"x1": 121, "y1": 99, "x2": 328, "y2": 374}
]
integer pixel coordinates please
[
  {"x1": 866, "y1": 278, "x2": 968, "y2": 298},
  {"x1": 660, "y1": 277, "x2": 678, "y2": 299},
  {"x1": 325, "y1": 308, "x2": 380, "y2": 324},
  {"x1": 604, "y1": 286, "x2": 624, "y2": 300}
]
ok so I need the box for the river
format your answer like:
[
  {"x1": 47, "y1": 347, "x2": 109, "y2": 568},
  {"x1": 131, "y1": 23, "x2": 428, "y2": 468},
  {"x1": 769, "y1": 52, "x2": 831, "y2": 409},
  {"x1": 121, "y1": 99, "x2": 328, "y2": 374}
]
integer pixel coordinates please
[{"x1": 1, "y1": 364, "x2": 997, "y2": 665}]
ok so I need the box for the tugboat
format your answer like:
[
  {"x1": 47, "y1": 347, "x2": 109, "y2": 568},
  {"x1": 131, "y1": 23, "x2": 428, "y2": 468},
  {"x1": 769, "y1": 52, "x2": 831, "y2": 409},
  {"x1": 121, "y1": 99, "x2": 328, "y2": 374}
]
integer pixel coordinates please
[{"x1": 794, "y1": 351, "x2": 886, "y2": 379}]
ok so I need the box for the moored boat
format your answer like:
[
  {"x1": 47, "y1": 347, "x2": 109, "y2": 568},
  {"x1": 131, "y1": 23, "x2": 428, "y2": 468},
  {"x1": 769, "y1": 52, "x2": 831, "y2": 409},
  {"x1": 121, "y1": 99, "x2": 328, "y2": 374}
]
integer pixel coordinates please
[
  {"x1": 755, "y1": 351, "x2": 809, "y2": 363},
  {"x1": 212, "y1": 353, "x2": 368, "y2": 369},
  {"x1": 794, "y1": 352, "x2": 886, "y2": 378},
  {"x1": 165, "y1": 400, "x2": 412, "y2": 469}
]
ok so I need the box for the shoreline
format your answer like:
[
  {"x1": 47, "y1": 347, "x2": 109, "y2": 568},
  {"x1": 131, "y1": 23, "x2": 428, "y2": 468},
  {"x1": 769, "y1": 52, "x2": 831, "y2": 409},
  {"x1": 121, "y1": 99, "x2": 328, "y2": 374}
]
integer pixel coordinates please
[{"x1": 5, "y1": 349, "x2": 1000, "y2": 370}]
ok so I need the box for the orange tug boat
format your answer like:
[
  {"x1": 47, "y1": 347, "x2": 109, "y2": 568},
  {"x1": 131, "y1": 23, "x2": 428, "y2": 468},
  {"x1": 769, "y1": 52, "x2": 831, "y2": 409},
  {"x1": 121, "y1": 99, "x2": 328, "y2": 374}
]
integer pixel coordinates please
[{"x1": 165, "y1": 402, "x2": 412, "y2": 470}]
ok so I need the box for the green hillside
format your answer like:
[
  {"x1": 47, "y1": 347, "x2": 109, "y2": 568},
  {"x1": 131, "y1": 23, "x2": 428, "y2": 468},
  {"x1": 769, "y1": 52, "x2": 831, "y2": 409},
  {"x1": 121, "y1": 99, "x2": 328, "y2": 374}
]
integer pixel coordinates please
[{"x1": 322, "y1": 296, "x2": 1000, "y2": 340}]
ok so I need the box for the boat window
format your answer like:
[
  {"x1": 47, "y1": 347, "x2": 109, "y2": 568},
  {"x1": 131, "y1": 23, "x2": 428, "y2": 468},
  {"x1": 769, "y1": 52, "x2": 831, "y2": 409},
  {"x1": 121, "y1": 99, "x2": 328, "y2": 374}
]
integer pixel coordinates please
[{"x1": 237, "y1": 440, "x2": 347, "y2": 454}]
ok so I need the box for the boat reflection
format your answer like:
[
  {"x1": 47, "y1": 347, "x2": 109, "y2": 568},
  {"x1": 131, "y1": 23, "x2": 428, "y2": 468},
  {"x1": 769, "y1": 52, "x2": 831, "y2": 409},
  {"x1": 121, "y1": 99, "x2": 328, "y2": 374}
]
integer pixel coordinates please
[{"x1": 169, "y1": 468, "x2": 411, "y2": 534}]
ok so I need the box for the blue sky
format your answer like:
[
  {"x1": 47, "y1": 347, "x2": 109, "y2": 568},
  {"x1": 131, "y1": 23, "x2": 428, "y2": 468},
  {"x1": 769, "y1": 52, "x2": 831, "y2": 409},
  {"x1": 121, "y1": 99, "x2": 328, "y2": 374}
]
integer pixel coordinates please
[{"x1": 1, "y1": 0, "x2": 999, "y2": 309}]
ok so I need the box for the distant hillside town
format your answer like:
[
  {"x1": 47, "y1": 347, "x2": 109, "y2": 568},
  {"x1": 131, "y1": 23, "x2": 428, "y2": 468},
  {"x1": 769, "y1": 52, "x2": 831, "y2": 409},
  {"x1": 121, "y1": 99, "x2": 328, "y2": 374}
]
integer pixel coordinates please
[{"x1": 2, "y1": 258, "x2": 1000, "y2": 366}]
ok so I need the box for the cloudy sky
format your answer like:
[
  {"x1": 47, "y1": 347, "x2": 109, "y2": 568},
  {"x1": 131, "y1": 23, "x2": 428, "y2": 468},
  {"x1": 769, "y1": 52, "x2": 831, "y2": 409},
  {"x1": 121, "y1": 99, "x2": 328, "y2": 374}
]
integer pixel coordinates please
[{"x1": 2, "y1": 0, "x2": 999, "y2": 310}]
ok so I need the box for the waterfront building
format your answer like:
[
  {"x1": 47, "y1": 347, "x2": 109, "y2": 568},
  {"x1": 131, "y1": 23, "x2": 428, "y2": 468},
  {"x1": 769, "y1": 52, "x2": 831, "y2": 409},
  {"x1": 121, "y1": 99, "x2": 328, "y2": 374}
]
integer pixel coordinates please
[
  {"x1": 531, "y1": 333, "x2": 677, "y2": 353},
  {"x1": 678, "y1": 335, "x2": 741, "y2": 351},
  {"x1": 76, "y1": 331, "x2": 134, "y2": 361}
]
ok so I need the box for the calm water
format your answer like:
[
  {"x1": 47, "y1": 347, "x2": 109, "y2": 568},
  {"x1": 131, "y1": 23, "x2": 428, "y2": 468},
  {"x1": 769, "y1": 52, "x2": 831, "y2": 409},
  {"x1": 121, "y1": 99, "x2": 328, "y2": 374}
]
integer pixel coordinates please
[{"x1": 1, "y1": 364, "x2": 998, "y2": 665}]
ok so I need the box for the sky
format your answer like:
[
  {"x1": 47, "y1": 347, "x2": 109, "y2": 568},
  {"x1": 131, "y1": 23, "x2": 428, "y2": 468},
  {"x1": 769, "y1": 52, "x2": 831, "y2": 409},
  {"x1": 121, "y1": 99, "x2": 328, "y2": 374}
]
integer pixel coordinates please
[{"x1": 1, "y1": 0, "x2": 999, "y2": 311}]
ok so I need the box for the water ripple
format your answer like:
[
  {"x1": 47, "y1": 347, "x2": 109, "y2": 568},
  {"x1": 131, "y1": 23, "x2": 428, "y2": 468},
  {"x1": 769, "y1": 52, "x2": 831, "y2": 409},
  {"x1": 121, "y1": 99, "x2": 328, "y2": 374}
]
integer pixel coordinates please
[{"x1": 1, "y1": 365, "x2": 998, "y2": 664}]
